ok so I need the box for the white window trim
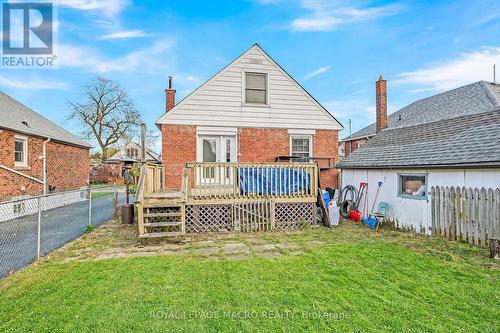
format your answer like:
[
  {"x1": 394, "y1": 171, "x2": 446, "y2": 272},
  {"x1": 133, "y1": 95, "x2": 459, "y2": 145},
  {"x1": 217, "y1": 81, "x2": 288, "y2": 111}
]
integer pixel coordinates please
[
  {"x1": 398, "y1": 173, "x2": 428, "y2": 200},
  {"x1": 290, "y1": 135, "x2": 313, "y2": 158},
  {"x1": 241, "y1": 69, "x2": 271, "y2": 107},
  {"x1": 14, "y1": 134, "x2": 28, "y2": 167},
  {"x1": 196, "y1": 135, "x2": 238, "y2": 163}
]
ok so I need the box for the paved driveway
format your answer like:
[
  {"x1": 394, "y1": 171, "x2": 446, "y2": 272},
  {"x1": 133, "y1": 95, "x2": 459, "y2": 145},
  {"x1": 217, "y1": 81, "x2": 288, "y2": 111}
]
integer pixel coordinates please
[{"x1": 0, "y1": 193, "x2": 126, "y2": 278}]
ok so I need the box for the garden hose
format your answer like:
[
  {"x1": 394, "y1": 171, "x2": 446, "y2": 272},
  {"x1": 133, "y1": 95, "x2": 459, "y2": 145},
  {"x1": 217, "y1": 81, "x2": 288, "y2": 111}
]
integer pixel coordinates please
[{"x1": 338, "y1": 185, "x2": 359, "y2": 218}]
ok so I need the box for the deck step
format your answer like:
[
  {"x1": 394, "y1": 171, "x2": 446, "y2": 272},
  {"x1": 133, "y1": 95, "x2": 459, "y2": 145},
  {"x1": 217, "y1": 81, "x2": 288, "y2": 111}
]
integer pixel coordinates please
[
  {"x1": 144, "y1": 212, "x2": 181, "y2": 218},
  {"x1": 139, "y1": 231, "x2": 184, "y2": 239},
  {"x1": 144, "y1": 222, "x2": 181, "y2": 227},
  {"x1": 144, "y1": 203, "x2": 182, "y2": 209},
  {"x1": 146, "y1": 191, "x2": 183, "y2": 199}
]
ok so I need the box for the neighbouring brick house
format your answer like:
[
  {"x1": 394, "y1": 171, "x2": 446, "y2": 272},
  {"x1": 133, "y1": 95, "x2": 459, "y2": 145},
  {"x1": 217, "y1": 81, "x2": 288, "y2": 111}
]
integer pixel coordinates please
[
  {"x1": 0, "y1": 92, "x2": 92, "y2": 201},
  {"x1": 89, "y1": 162, "x2": 122, "y2": 184},
  {"x1": 156, "y1": 44, "x2": 343, "y2": 189}
]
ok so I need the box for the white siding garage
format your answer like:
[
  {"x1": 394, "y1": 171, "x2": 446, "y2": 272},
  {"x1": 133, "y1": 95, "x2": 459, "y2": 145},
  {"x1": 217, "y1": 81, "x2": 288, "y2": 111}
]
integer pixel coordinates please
[
  {"x1": 338, "y1": 107, "x2": 500, "y2": 233},
  {"x1": 340, "y1": 168, "x2": 500, "y2": 232}
]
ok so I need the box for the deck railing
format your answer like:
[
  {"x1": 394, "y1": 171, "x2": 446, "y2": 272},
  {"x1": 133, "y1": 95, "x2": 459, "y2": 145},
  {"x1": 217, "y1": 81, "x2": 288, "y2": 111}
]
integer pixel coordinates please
[
  {"x1": 135, "y1": 163, "x2": 164, "y2": 236},
  {"x1": 182, "y1": 162, "x2": 318, "y2": 202},
  {"x1": 135, "y1": 163, "x2": 164, "y2": 204}
]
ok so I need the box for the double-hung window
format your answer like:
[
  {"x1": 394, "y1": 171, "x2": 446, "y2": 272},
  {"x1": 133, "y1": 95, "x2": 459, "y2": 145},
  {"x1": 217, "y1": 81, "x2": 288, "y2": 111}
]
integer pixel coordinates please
[
  {"x1": 291, "y1": 136, "x2": 312, "y2": 162},
  {"x1": 14, "y1": 135, "x2": 28, "y2": 167},
  {"x1": 245, "y1": 72, "x2": 267, "y2": 104}
]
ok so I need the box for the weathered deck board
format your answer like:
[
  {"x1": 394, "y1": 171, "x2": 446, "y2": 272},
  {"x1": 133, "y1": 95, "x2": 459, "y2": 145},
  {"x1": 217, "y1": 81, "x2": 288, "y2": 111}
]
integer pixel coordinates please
[{"x1": 136, "y1": 162, "x2": 319, "y2": 238}]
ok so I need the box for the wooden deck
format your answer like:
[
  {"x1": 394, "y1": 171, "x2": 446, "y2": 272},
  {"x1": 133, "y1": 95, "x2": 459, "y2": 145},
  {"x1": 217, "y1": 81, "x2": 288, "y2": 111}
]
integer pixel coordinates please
[{"x1": 135, "y1": 162, "x2": 319, "y2": 238}]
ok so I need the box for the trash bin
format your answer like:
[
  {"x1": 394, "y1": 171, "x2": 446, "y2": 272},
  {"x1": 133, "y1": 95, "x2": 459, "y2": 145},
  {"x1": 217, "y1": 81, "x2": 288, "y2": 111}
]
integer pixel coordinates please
[{"x1": 121, "y1": 203, "x2": 134, "y2": 224}]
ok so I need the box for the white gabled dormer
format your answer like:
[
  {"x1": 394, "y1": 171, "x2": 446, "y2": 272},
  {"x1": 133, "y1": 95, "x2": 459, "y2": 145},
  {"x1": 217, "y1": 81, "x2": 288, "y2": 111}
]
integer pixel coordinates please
[{"x1": 156, "y1": 43, "x2": 342, "y2": 131}]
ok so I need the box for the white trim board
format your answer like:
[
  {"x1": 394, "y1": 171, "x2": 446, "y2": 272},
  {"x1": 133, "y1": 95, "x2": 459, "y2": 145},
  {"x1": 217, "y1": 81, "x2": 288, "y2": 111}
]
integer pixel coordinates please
[
  {"x1": 288, "y1": 129, "x2": 316, "y2": 135},
  {"x1": 196, "y1": 126, "x2": 238, "y2": 136}
]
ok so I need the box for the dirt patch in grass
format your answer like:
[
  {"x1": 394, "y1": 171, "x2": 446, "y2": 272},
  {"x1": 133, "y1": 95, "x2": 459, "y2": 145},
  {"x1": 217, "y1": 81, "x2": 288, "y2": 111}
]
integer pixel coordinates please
[
  {"x1": 36, "y1": 219, "x2": 498, "y2": 274},
  {"x1": 42, "y1": 221, "x2": 338, "y2": 264}
]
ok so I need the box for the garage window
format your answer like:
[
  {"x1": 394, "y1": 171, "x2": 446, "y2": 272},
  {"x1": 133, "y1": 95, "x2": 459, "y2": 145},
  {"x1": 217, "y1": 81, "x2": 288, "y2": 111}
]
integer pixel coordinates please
[{"x1": 399, "y1": 174, "x2": 427, "y2": 199}]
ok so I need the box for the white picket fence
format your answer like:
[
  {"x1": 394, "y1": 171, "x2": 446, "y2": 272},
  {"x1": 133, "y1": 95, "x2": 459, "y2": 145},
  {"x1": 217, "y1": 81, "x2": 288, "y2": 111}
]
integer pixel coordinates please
[{"x1": 430, "y1": 186, "x2": 500, "y2": 246}]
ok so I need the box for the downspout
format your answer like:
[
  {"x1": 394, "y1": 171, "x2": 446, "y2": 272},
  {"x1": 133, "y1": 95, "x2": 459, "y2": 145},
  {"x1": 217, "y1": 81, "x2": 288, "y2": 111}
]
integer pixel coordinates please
[{"x1": 43, "y1": 137, "x2": 51, "y2": 194}]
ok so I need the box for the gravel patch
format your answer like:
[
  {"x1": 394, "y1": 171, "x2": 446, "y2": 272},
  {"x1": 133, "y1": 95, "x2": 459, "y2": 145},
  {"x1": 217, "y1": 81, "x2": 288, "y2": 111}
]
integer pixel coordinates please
[
  {"x1": 222, "y1": 243, "x2": 250, "y2": 254},
  {"x1": 193, "y1": 247, "x2": 220, "y2": 256}
]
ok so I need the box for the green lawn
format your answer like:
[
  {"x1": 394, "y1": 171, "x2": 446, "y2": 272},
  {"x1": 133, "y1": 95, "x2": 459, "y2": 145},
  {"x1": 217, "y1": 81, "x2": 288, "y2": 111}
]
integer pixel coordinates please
[
  {"x1": 90, "y1": 183, "x2": 116, "y2": 189},
  {"x1": 0, "y1": 224, "x2": 498, "y2": 332},
  {"x1": 91, "y1": 191, "x2": 113, "y2": 199}
]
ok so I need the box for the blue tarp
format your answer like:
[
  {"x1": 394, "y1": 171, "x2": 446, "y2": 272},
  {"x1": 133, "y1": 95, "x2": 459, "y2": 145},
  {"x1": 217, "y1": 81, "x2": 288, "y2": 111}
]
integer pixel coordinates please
[{"x1": 238, "y1": 167, "x2": 312, "y2": 195}]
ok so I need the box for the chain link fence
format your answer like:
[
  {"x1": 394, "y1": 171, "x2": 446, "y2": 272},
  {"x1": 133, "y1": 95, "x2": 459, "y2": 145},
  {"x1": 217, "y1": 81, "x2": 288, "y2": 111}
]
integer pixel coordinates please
[{"x1": 0, "y1": 186, "x2": 126, "y2": 278}]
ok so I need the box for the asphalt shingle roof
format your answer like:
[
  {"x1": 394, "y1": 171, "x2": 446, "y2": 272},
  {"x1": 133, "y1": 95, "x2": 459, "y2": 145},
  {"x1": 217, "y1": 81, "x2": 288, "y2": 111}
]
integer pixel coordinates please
[
  {"x1": 0, "y1": 91, "x2": 92, "y2": 148},
  {"x1": 338, "y1": 107, "x2": 500, "y2": 168},
  {"x1": 342, "y1": 81, "x2": 500, "y2": 141}
]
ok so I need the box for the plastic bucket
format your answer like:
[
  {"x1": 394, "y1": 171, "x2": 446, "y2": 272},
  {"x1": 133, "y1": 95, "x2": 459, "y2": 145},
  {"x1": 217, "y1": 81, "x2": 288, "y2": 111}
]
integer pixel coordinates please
[
  {"x1": 365, "y1": 216, "x2": 378, "y2": 229},
  {"x1": 348, "y1": 209, "x2": 361, "y2": 222}
]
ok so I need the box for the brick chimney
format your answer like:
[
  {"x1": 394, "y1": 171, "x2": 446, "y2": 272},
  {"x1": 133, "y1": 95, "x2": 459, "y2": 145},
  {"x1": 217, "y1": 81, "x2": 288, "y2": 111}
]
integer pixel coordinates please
[
  {"x1": 165, "y1": 76, "x2": 175, "y2": 113},
  {"x1": 376, "y1": 75, "x2": 388, "y2": 133}
]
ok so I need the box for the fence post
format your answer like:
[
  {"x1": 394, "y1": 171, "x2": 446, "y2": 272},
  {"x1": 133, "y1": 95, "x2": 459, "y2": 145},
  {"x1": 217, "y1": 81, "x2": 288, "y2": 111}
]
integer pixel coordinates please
[
  {"x1": 270, "y1": 200, "x2": 276, "y2": 230},
  {"x1": 113, "y1": 183, "x2": 119, "y2": 219},
  {"x1": 37, "y1": 196, "x2": 42, "y2": 259},
  {"x1": 450, "y1": 187, "x2": 456, "y2": 240},
  {"x1": 88, "y1": 187, "x2": 92, "y2": 226}
]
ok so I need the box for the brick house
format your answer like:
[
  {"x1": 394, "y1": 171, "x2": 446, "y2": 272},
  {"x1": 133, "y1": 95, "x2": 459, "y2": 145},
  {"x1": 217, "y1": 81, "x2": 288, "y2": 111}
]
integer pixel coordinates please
[
  {"x1": 0, "y1": 92, "x2": 92, "y2": 201},
  {"x1": 156, "y1": 44, "x2": 343, "y2": 189}
]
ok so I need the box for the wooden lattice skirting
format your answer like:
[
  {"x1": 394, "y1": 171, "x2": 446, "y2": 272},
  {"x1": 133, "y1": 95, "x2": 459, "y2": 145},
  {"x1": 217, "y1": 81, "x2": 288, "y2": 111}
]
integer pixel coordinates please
[{"x1": 185, "y1": 201, "x2": 316, "y2": 234}]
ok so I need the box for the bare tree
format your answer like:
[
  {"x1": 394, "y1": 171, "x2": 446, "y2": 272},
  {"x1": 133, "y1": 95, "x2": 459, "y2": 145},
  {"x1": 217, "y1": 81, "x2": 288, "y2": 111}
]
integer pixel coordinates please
[{"x1": 69, "y1": 76, "x2": 142, "y2": 160}]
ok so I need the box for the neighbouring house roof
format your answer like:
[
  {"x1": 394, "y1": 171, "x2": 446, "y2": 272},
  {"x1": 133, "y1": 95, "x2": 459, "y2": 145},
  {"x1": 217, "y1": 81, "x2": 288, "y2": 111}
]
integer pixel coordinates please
[
  {"x1": 337, "y1": 107, "x2": 500, "y2": 169},
  {"x1": 156, "y1": 43, "x2": 343, "y2": 131},
  {"x1": 107, "y1": 141, "x2": 161, "y2": 163},
  {"x1": 0, "y1": 91, "x2": 92, "y2": 148},
  {"x1": 342, "y1": 81, "x2": 500, "y2": 141}
]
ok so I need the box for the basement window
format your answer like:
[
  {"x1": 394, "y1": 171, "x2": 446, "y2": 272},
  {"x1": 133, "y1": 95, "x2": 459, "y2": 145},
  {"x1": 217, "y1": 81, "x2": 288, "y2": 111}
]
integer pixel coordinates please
[
  {"x1": 398, "y1": 174, "x2": 427, "y2": 199},
  {"x1": 13, "y1": 202, "x2": 25, "y2": 215},
  {"x1": 14, "y1": 135, "x2": 28, "y2": 167},
  {"x1": 245, "y1": 72, "x2": 267, "y2": 104}
]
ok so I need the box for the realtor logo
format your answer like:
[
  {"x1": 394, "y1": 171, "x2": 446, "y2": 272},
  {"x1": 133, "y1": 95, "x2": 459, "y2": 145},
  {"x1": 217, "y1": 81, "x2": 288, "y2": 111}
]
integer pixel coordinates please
[{"x1": 1, "y1": 1, "x2": 57, "y2": 68}]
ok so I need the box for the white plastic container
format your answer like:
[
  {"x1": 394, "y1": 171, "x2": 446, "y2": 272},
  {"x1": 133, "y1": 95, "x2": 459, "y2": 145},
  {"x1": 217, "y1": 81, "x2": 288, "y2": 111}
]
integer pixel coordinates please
[{"x1": 328, "y1": 200, "x2": 340, "y2": 227}]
